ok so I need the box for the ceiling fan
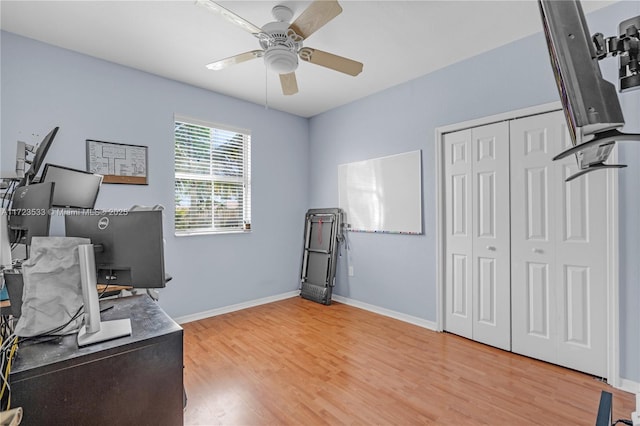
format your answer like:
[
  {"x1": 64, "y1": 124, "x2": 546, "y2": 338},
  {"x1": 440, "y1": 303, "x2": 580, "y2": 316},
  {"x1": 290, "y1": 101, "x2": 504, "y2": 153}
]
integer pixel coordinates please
[{"x1": 196, "y1": 0, "x2": 364, "y2": 96}]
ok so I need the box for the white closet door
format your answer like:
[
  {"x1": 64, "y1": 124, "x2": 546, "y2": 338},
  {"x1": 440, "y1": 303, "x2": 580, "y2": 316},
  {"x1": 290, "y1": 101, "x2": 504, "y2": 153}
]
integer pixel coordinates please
[
  {"x1": 444, "y1": 123, "x2": 511, "y2": 350},
  {"x1": 555, "y1": 131, "x2": 608, "y2": 377},
  {"x1": 471, "y1": 122, "x2": 511, "y2": 351},
  {"x1": 510, "y1": 113, "x2": 558, "y2": 364},
  {"x1": 444, "y1": 129, "x2": 473, "y2": 339},
  {"x1": 510, "y1": 110, "x2": 608, "y2": 377}
]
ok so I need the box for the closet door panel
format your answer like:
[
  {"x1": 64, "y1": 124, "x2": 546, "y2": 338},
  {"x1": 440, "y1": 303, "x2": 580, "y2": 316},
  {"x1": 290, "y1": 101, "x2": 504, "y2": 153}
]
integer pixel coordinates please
[
  {"x1": 511, "y1": 113, "x2": 559, "y2": 364},
  {"x1": 471, "y1": 122, "x2": 511, "y2": 351},
  {"x1": 444, "y1": 130, "x2": 473, "y2": 339},
  {"x1": 555, "y1": 157, "x2": 608, "y2": 378},
  {"x1": 510, "y1": 111, "x2": 608, "y2": 377}
]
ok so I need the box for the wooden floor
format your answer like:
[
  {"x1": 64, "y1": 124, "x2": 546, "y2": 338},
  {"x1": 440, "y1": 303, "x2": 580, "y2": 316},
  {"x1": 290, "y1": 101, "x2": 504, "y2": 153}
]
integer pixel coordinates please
[{"x1": 182, "y1": 297, "x2": 635, "y2": 425}]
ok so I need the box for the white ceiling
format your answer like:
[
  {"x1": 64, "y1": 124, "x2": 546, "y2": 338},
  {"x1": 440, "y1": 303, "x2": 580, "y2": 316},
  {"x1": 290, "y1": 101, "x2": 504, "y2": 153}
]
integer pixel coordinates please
[{"x1": 0, "y1": 0, "x2": 615, "y2": 118}]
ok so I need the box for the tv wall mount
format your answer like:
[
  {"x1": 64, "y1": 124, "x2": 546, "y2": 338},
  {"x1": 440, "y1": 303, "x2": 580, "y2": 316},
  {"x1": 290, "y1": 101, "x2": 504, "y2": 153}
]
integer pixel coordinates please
[
  {"x1": 593, "y1": 15, "x2": 640, "y2": 93},
  {"x1": 554, "y1": 14, "x2": 640, "y2": 181}
]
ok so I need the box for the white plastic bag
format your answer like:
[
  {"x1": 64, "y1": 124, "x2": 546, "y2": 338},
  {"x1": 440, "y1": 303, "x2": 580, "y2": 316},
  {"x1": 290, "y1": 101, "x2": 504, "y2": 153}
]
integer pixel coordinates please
[{"x1": 15, "y1": 236, "x2": 91, "y2": 337}]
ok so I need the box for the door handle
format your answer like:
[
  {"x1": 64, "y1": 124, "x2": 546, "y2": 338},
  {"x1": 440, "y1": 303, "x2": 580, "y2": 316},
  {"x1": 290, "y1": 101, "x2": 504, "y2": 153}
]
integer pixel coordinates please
[
  {"x1": 532, "y1": 248, "x2": 543, "y2": 254},
  {"x1": 486, "y1": 246, "x2": 496, "y2": 251}
]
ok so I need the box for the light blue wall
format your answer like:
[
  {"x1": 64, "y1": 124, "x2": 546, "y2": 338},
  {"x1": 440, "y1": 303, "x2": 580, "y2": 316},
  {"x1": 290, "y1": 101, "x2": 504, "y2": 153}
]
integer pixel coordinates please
[
  {"x1": 619, "y1": 111, "x2": 640, "y2": 384},
  {"x1": 0, "y1": 31, "x2": 310, "y2": 319},
  {"x1": 308, "y1": 28, "x2": 560, "y2": 318},
  {"x1": 2, "y1": 1, "x2": 638, "y2": 382},
  {"x1": 616, "y1": 0, "x2": 640, "y2": 381},
  {"x1": 308, "y1": 2, "x2": 640, "y2": 381}
]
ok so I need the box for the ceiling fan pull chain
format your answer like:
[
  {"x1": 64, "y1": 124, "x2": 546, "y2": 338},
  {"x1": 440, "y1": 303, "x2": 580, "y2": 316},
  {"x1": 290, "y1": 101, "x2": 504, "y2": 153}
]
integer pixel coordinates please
[{"x1": 265, "y1": 66, "x2": 269, "y2": 110}]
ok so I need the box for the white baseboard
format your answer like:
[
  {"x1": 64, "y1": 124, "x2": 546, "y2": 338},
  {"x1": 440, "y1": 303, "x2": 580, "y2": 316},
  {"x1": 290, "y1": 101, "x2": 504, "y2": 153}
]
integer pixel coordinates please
[
  {"x1": 174, "y1": 290, "x2": 299, "y2": 324},
  {"x1": 619, "y1": 377, "x2": 640, "y2": 395},
  {"x1": 174, "y1": 291, "x2": 438, "y2": 332},
  {"x1": 620, "y1": 376, "x2": 640, "y2": 424},
  {"x1": 331, "y1": 295, "x2": 438, "y2": 331}
]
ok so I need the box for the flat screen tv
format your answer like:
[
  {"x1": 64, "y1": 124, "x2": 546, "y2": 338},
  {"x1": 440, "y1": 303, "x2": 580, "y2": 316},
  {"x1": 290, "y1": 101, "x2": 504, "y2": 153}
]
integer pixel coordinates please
[
  {"x1": 538, "y1": 0, "x2": 639, "y2": 179},
  {"x1": 540, "y1": 0, "x2": 624, "y2": 142}
]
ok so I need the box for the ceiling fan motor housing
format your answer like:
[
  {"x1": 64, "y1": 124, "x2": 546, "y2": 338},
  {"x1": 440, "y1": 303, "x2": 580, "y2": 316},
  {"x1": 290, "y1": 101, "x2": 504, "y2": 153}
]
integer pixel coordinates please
[
  {"x1": 264, "y1": 46, "x2": 298, "y2": 74},
  {"x1": 260, "y1": 20, "x2": 302, "y2": 74}
]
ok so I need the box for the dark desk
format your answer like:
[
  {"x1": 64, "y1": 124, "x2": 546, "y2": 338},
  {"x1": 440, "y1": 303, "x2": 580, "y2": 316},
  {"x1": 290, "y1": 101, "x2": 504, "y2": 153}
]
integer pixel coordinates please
[{"x1": 10, "y1": 295, "x2": 184, "y2": 426}]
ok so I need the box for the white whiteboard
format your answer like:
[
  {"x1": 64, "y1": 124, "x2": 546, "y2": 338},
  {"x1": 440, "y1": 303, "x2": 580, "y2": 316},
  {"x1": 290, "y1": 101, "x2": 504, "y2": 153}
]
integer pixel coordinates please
[{"x1": 338, "y1": 150, "x2": 422, "y2": 234}]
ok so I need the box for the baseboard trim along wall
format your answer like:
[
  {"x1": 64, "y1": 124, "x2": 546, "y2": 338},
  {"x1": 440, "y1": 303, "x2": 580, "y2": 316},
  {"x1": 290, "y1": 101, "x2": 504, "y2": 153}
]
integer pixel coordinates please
[
  {"x1": 619, "y1": 378, "x2": 640, "y2": 423},
  {"x1": 173, "y1": 290, "x2": 439, "y2": 332},
  {"x1": 331, "y1": 295, "x2": 438, "y2": 331},
  {"x1": 174, "y1": 290, "x2": 299, "y2": 324},
  {"x1": 619, "y1": 377, "x2": 640, "y2": 396}
]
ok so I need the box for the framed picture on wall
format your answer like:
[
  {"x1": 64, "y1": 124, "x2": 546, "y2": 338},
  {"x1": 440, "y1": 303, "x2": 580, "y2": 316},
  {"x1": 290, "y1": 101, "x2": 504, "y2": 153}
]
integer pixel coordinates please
[{"x1": 86, "y1": 140, "x2": 148, "y2": 185}]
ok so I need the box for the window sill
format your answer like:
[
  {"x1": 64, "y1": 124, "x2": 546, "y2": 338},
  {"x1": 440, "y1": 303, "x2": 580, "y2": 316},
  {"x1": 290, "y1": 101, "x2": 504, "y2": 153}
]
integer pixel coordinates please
[{"x1": 174, "y1": 229, "x2": 251, "y2": 237}]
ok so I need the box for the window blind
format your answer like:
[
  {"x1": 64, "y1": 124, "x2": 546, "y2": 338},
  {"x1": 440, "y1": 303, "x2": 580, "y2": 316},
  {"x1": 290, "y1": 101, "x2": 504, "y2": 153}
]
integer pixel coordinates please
[{"x1": 174, "y1": 116, "x2": 251, "y2": 235}]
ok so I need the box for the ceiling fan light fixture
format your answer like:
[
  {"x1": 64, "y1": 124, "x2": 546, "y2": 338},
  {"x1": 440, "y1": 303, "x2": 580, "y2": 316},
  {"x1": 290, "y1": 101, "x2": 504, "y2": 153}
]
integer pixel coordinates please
[
  {"x1": 199, "y1": 0, "x2": 363, "y2": 95},
  {"x1": 263, "y1": 46, "x2": 298, "y2": 74}
]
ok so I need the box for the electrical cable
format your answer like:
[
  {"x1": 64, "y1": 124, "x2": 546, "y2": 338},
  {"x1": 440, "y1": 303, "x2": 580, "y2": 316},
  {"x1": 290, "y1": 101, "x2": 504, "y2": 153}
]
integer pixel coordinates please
[
  {"x1": 8, "y1": 227, "x2": 25, "y2": 247},
  {"x1": 0, "y1": 262, "x2": 119, "y2": 406},
  {"x1": 0, "y1": 334, "x2": 17, "y2": 411},
  {"x1": 0, "y1": 294, "x2": 122, "y2": 410},
  {"x1": 0, "y1": 249, "x2": 113, "y2": 409},
  {"x1": 17, "y1": 304, "x2": 84, "y2": 346},
  {"x1": 15, "y1": 273, "x2": 116, "y2": 347},
  {"x1": 5, "y1": 337, "x2": 18, "y2": 410},
  {"x1": 98, "y1": 273, "x2": 129, "y2": 299},
  {"x1": 1, "y1": 180, "x2": 16, "y2": 209},
  {"x1": 613, "y1": 419, "x2": 633, "y2": 425},
  {"x1": 0, "y1": 335, "x2": 17, "y2": 410},
  {"x1": 99, "y1": 276, "x2": 114, "y2": 299},
  {"x1": 0, "y1": 315, "x2": 13, "y2": 341}
]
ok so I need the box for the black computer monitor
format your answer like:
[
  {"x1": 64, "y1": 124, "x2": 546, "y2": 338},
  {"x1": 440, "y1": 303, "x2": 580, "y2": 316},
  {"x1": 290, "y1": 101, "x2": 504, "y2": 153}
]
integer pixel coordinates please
[
  {"x1": 8, "y1": 182, "x2": 55, "y2": 248},
  {"x1": 18, "y1": 127, "x2": 59, "y2": 187},
  {"x1": 41, "y1": 164, "x2": 103, "y2": 209},
  {"x1": 64, "y1": 210, "x2": 167, "y2": 288}
]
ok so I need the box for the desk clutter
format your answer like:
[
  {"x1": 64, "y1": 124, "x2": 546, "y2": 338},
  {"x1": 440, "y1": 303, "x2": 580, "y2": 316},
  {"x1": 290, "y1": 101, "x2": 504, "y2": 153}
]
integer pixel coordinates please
[
  {"x1": 9, "y1": 296, "x2": 183, "y2": 425},
  {"x1": 0, "y1": 125, "x2": 173, "y2": 420}
]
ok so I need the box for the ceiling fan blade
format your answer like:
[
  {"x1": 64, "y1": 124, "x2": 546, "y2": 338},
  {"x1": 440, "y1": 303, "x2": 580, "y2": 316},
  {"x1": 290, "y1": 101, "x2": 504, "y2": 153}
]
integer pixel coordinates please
[
  {"x1": 289, "y1": 0, "x2": 342, "y2": 39},
  {"x1": 206, "y1": 50, "x2": 264, "y2": 70},
  {"x1": 299, "y1": 48, "x2": 363, "y2": 76},
  {"x1": 279, "y1": 72, "x2": 299, "y2": 96},
  {"x1": 196, "y1": 0, "x2": 262, "y2": 34}
]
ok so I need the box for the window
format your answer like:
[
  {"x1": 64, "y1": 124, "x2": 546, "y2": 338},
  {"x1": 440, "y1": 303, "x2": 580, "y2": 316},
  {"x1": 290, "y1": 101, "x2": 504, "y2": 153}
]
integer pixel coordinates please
[{"x1": 174, "y1": 115, "x2": 251, "y2": 235}]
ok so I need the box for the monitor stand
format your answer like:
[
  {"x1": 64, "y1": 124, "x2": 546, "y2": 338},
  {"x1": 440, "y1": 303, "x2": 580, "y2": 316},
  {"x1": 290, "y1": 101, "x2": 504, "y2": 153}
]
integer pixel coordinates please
[
  {"x1": 77, "y1": 318, "x2": 131, "y2": 347},
  {"x1": 77, "y1": 244, "x2": 131, "y2": 347}
]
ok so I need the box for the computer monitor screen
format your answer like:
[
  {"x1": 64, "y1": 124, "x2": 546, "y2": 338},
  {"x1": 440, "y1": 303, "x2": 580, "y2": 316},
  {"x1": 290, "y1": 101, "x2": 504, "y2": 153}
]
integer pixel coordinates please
[
  {"x1": 41, "y1": 164, "x2": 103, "y2": 209},
  {"x1": 64, "y1": 210, "x2": 166, "y2": 288},
  {"x1": 18, "y1": 127, "x2": 59, "y2": 187},
  {"x1": 8, "y1": 182, "x2": 55, "y2": 247},
  {"x1": 538, "y1": 0, "x2": 624, "y2": 146}
]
